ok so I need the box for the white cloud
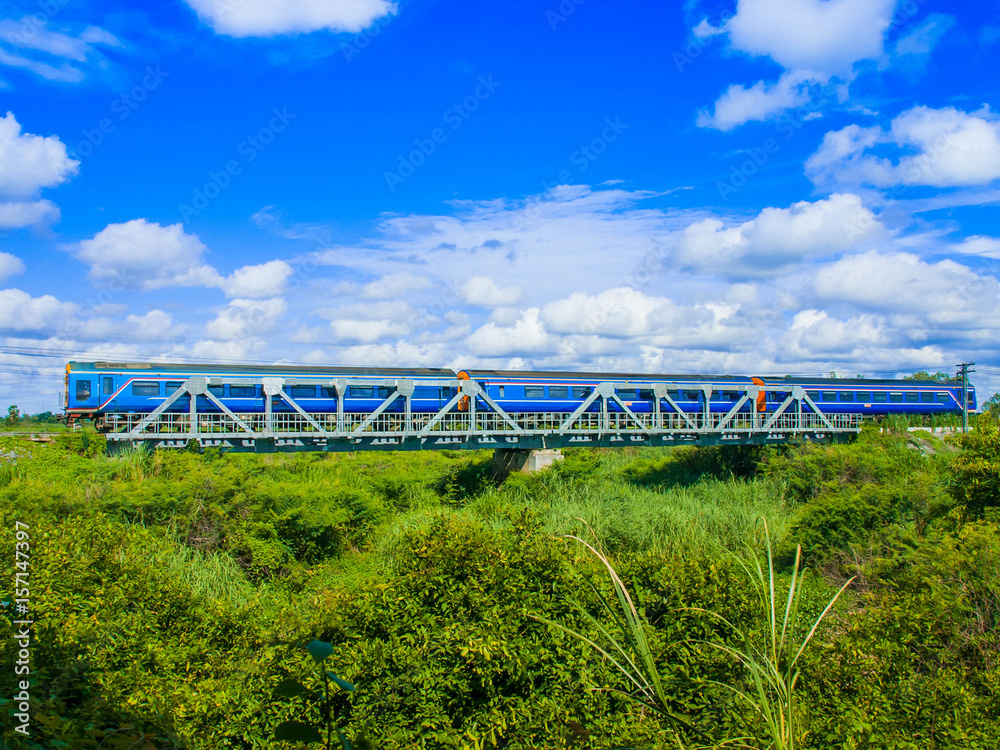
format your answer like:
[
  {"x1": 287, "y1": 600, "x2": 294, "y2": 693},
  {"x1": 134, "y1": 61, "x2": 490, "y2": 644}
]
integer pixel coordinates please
[
  {"x1": 0, "y1": 18, "x2": 120, "y2": 83},
  {"x1": 674, "y1": 194, "x2": 880, "y2": 275},
  {"x1": 950, "y1": 236, "x2": 1000, "y2": 260},
  {"x1": 697, "y1": 72, "x2": 815, "y2": 131},
  {"x1": 893, "y1": 14, "x2": 955, "y2": 59},
  {"x1": 361, "y1": 272, "x2": 432, "y2": 299},
  {"x1": 812, "y1": 250, "x2": 1000, "y2": 317},
  {"x1": 723, "y1": 0, "x2": 896, "y2": 76},
  {"x1": 0, "y1": 251, "x2": 24, "y2": 281},
  {"x1": 205, "y1": 297, "x2": 286, "y2": 340},
  {"x1": 0, "y1": 288, "x2": 78, "y2": 329},
  {"x1": 76, "y1": 219, "x2": 221, "y2": 290},
  {"x1": 460, "y1": 276, "x2": 524, "y2": 307},
  {"x1": 0, "y1": 112, "x2": 78, "y2": 198},
  {"x1": 466, "y1": 308, "x2": 551, "y2": 356},
  {"x1": 222, "y1": 259, "x2": 293, "y2": 298},
  {"x1": 807, "y1": 106, "x2": 1000, "y2": 188},
  {"x1": 125, "y1": 310, "x2": 178, "y2": 338},
  {"x1": 183, "y1": 0, "x2": 396, "y2": 37},
  {"x1": 330, "y1": 318, "x2": 399, "y2": 343},
  {"x1": 782, "y1": 309, "x2": 889, "y2": 357},
  {"x1": 0, "y1": 199, "x2": 59, "y2": 228}
]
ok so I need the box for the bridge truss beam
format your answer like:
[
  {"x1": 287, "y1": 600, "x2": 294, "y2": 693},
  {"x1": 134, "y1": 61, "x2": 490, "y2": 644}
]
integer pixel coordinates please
[{"x1": 103, "y1": 376, "x2": 862, "y2": 453}]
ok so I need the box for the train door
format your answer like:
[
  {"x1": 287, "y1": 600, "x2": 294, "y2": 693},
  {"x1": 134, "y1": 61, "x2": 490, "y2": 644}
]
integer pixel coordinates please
[{"x1": 100, "y1": 375, "x2": 117, "y2": 411}]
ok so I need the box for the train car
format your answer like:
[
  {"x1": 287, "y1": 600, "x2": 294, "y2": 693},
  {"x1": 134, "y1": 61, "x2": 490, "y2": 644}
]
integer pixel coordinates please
[
  {"x1": 64, "y1": 361, "x2": 459, "y2": 427},
  {"x1": 754, "y1": 376, "x2": 975, "y2": 416},
  {"x1": 457, "y1": 369, "x2": 758, "y2": 414}
]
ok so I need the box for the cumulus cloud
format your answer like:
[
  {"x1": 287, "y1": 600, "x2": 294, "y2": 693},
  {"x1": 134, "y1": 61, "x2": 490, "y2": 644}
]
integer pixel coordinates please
[
  {"x1": 76, "y1": 219, "x2": 294, "y2": 298},
  {"x1": 76, "y1": 219, "x2": 220, "y2": 290},
  {"x1": 723, "y1": 0, "x2": 896, "y2": 76},
  {"x1": 0, "y1": 112, "x2": 78, "y2": 196},
  {"x1": 460, "y1": 276, "x2": 524, "y2": 307},
  {"x1": 0, "y1": 251, "x2": 24, "y2": 281},
  {"x1": 0, "y1": 288, "x2": 78, "y2": 329},
  {"x1": 0, "y1": 199, "x2": 60, "y2": 228},
  {"x1": 183, "y1": 0, "x2": 396, "y2": 37},
  {"x1": 466, "y1": 308, "x2": 551, "y2": 356},
  {"x1": 695, "y1": 0, "x2": 897, "y2": 129},
  {"x1": 362, "y1": 272, "x2": 432, "y2": 300},
  {"x1": 0, "y1": 111, "x2": 77, "y2": 227},
  {"x1": 205, "y1": 297, "x2": 286, "y2": 340},
  {"x1": 812, "y1": 250, "x2": 1000, "y2": 317},
  {"x1": 697, "y1": 72, "x2": 815, "y2": 131},
  {"x1": 222, "y1": 259, "x2": 293, "y2": 298},
  {"x1": 673, "y1": 194, "x2": 881, "y2": 275},
  {"x1": 807, "y1": 105, "x2": 1000, "y2": 188}
]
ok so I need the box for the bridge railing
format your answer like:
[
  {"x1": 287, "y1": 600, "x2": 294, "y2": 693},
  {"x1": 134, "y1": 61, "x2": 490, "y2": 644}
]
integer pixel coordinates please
[{"x1": 100, "y1": 375, "x2": 863, "y2": 450}]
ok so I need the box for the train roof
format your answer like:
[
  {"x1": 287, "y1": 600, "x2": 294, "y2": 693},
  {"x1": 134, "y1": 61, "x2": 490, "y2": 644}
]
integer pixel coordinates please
[
  {"x1": 756, "y1": 375, "x2": 964, "y2": 387},
  {"x1": 69, "y1": 361, "x2": 457, "y2": 377},
  {"x1": 458, "y1": 369, "x2": 753, "y2": 382}
]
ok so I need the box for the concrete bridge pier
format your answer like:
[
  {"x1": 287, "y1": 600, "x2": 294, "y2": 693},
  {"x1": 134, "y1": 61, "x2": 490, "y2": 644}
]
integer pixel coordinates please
[{"x1": 491, "y1": 448, "x2": 564, "y2": 480}]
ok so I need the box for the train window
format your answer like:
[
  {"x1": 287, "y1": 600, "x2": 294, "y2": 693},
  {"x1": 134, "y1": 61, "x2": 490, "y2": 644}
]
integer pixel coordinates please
[
  {"x1": 76, "y1": 379, "x2": 92, "y2": 400},
  {"x1": 440, "y1": 387, "x2": 456, "y2": 399},
  {"x1": 498, "y1": 386, "x2": 505, "y2": 398},
  {"x1": 320, "y1": 387, "x2": 338, "y2": 398},
  {"x1": 132, "y1": 381, "x2": 159, "y2": 396},
  {"x1": 208, "y1": 386, "x2": 224, "y2": 397},
  {"x1": 806, "y1": 391, "x2": 820, "y2": 401},
  {"x1": 873, "y1": 392, "x2": 887, "y2": 402},
  {"x1": 165, "y1": 382, "x2": 183, "y2": 394},
  {"x1": 920, "y1": 392, "x2": 934, "y2": 403},
  {"x1": 936, "y1": 393, "x2": 951, "y2": 404},
  {"x1": 905, "y1": 392, "x2": 919, "y2": 403},
  {"x1": 822, "y1": 392, "x2": 837, "y2": 401},
  {"x1": 617, "y1": 389, "x2": 638, "y2": 400},
  {"x1": 968, "y1": 393, "x2": 975, "y2": 403},
  {"x1": 715, "y1": 391, "x2": 732, "y2": 401},
  {"x1": 549, "y1": 386, "x2": 568, "y2": 398},
  {"x1": 889, "y1": 393, "x2": 903, "y2": 403},
  {"x1": 855, "y1": 392, "x2": 870, "y2": 402},
  {"x1": 572, "y1": 386, "x2": 592, "y2": 398},
  {"x1": 839, "y1": 392, "x2": 854, "y2": 401},
  {"x1": 287, "y1": 386, "x2": 315, "y2": 398},
  {"x1": 639, "y1": 389, "x2": 654, "y2": 400},
  {"x1": 524, "y1": 386, "x2": 545, "y2": 399},
  {"x1": 685, "y1": 390, "x2": 701, "y2": 401},
  {"x1": 102, "y1": 376, "x2": 114, "y2": 395},
  {"x1": 231, "y1": 385, "x2": 256, "y2": 398},
  {"x1": 350, "y1": 386, "x2": 374, "y2": 398}
]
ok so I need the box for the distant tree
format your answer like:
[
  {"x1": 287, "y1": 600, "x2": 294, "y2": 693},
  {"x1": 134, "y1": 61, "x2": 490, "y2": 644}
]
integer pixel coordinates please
[
  {"x1": 829, "y1": 371, "x2": 838, "y2": 379},
  {"x1": 985, "y1": 393, "x2": 1000, "y2": 417},
  {"x1": 32, "y1": 411, "x2": 56, "y2": 423},
  {"x1": 905, "y1": 371, "x2": 951, "y2": 381},
  {"x1": 5, "y1": 405, "x2": 20, "y2": 426}
]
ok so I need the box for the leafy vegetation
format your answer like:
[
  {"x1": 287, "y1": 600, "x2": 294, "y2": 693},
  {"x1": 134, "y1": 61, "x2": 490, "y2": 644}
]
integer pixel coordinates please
[{"x1": 0, "y1": 421, "x2": 998, "y2": 748}]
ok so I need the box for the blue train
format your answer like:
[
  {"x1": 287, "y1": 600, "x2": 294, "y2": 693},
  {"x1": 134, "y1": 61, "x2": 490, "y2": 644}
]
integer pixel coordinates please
[{"x1": 63, "y1": 361, "x2": 977, "y2": 428}]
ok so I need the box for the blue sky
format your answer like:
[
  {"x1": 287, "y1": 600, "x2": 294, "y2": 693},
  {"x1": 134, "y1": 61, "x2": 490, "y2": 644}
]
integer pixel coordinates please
[{"x1": 1, "y1": 0, "x2": 999, "y2": 411}]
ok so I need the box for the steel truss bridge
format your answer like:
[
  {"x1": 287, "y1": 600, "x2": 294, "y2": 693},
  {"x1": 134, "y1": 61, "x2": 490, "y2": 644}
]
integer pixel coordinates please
[{"x1": 103, "y1": 375, "x2": 863, "y2": 453}]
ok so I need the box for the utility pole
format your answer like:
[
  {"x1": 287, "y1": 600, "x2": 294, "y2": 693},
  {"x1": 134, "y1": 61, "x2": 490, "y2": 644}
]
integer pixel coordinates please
[{"x1": 957, "y1": 362, "x2": 975, "y2": 433}]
